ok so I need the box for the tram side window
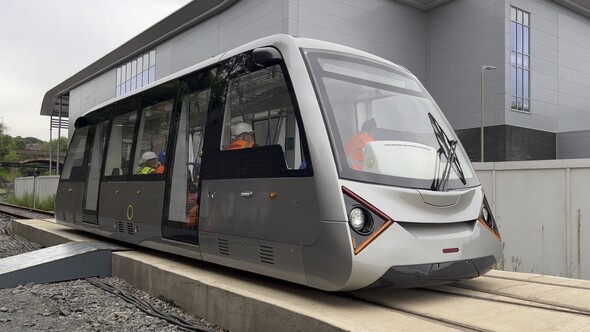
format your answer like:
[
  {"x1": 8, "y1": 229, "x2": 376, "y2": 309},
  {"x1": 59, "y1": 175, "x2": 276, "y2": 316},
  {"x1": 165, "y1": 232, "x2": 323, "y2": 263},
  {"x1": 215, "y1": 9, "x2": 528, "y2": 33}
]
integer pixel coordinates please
[
  {"x1": 62, "y1": 126, "x2": 89, "y2": 181},
  {"x1": 132, "y1": 99, "x2": 173, "y2": 175},
  {"x1": 104, "y1": 112, "x2": 137, "y2": 177},
  {"x1": 220, "y1": 64, "x2": 306, "y2": 170}
]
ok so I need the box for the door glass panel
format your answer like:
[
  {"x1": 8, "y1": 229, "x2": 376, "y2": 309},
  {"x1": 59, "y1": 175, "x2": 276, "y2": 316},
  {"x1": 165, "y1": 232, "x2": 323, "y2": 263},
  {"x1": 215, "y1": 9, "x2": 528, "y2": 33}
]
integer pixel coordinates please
[
  {"x1": 104, "y1": 112, "x2": 137, "y2": 177},
  {"x1": 85, "y1": 121, "x2": 108, "y2": 211},
  {"x1": 169, "y1": 88, "x2": 210, "y2": 226}
]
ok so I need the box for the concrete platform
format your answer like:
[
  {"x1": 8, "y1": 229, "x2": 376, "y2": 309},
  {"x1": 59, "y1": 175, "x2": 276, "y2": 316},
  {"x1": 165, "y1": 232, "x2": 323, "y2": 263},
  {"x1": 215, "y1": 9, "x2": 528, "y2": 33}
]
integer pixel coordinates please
[{"x1": 11, "y1": 219, "x2": 451, "y2": 331}]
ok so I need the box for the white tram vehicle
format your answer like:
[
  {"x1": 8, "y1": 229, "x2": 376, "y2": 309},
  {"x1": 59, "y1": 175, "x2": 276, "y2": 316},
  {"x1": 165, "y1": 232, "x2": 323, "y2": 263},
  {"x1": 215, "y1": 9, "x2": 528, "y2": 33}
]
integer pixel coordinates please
[{"x1": 55, "y1": 34, "x2": 502, "y2": 291}]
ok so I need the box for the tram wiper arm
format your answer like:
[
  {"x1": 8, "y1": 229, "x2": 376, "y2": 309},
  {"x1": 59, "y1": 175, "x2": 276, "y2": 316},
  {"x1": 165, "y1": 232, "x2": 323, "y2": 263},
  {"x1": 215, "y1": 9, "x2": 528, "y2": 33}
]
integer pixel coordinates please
[{"x1": 428, "y1": 113, "x2": 466, "y2": 191}]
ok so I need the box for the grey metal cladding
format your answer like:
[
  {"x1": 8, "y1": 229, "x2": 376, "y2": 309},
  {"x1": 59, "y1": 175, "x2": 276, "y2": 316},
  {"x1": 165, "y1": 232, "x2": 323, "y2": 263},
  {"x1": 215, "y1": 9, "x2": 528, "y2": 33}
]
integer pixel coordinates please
[
  {"x1": 199, "y1": 177, "x2": 320, "y2": 246},
  {"x1": 98, "y1": 181, "x2": 165, "y2": 227}
]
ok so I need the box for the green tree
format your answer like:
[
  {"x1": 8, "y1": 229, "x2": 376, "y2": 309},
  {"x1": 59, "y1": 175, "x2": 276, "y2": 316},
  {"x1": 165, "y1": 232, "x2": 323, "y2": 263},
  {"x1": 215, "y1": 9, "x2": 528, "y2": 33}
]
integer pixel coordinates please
[{"x1": 41, "y1": 136, "x2": 68, "y2": 153}]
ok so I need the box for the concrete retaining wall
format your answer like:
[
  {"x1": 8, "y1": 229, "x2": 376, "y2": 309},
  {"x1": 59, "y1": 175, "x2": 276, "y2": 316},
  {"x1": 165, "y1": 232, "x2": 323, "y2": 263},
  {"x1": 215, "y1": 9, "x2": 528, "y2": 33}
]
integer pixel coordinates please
[{"x1": 474, "y1": 159, "x2": 590, "y2": 279}]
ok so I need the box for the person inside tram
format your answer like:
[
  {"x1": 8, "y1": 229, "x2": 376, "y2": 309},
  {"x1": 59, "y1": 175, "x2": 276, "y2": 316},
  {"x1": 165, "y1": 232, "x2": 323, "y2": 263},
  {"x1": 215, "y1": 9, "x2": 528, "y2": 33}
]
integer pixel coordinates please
[
  {"x1": 187, "y1": 181, "x2": 199, "y2": 228},
  {"x1": 345, "y1": 118, "x2": 377, "y2": 170},
  {"x1": 154, "y1": 151, "x2": 166, "y2": 174},
  {"x1": 138, "y1": 151, "x2": 159, "y2": 174},
  {"x1": 229, "y1": 122, "x2": 256, "y2": 150}
]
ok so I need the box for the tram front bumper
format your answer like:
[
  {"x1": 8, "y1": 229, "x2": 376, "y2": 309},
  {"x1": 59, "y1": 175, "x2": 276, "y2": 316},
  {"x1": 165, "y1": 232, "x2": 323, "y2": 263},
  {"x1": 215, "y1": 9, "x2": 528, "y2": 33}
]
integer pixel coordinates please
[{"x1": 368, "y1": 255, "x2": 497, "y2": 289}]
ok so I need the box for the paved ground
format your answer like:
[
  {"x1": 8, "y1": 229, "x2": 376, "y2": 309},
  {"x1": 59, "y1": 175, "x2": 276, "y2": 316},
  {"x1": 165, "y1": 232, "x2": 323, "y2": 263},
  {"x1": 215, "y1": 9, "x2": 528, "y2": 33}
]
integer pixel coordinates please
[{"x1": 0, "y1": 212, "x2": 226, "y2": 332}]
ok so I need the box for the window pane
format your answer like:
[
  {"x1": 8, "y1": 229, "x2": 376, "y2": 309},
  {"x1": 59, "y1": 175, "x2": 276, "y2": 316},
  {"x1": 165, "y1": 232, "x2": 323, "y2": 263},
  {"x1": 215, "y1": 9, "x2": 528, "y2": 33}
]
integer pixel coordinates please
[
  {"x1": 523, "y1": 55, "x2": 529, "y2": 69},
  {"x1": 523, "y1": 69, "x2": 529, "y2": 99},
  {"x1": 517, "y1": 24, "x2": 523, "y2": 53},
  {"x1": 511, "y1": 7, "x2": 517, "y2": 21},
  {"x1": 149, "y1": 50, "x2": 156, "y2": 67},
  {"x1": 524, "y1": 12, "x2": 529, "y2": 26},
  {"x1": 511, "y1": 66, "x2": 517, "y2": 96},
  {"x1": 511, "y1": 22, "x2": 517, "y2": 51},
  {"x1": 516, "y1": 68, "x2": 522, "y2": 97},
  {"x1": 511, "y1": 96, "x2": 517, "y2": 110},
  {"x1": 523, "y1": 98, "x2": 530, "y2": 112},
  {"x1": 61, "y1": 126, "x2": 89, "y2": 180},
  {"x1": 517, "y1": 9, "x2": 523, "y2": 24},
  {"x1": 133, "y1": 99, "x2": 173, "y2": 174},
  {"x1": 523, "y1": 26, "x2": 529, "y2": 55},
  {"x1": 517, "y1": 53, "x2": 522, "y2": 67},
  {"x1": 143, "y1": 70, "x2": 149, "y2": 86},
  {"x1": 149, "y1": 67, "x2": 155, "y2": 83},
  {"x1": 104, "y1": 112, "x2": 137, "y2": 176},
  {"x1": 221, "y1": 64, "x2": 305, "y2": 170},
  {"x1": 132, "y1": 60, "x2": 137, "y2": 77}
]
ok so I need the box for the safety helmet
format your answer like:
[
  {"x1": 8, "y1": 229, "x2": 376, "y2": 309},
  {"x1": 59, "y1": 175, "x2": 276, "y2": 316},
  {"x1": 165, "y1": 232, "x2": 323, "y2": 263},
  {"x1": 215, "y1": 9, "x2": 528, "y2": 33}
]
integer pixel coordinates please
[
  {"x1": 231, "y1": 122, "x2": 254, "y2": 136},
  {"x1": 141, "y1": 151, "x2": 157, "y2": 162}
]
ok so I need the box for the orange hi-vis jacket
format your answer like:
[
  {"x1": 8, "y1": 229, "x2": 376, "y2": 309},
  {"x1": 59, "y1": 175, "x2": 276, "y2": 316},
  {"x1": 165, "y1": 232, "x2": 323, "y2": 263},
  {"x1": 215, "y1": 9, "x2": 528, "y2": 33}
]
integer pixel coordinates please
[
  {"x1": 229, "y1": 139, "x2": 255, "y2": 150},
  {"x1": 345, "y1": 132, "x2": 374, "y2": 170}
]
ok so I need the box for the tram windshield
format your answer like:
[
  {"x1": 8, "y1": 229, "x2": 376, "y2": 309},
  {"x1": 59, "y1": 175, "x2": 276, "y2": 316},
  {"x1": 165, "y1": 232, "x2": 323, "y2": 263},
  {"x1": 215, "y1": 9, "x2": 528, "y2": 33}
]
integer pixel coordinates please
[{"x1": 304, "y1": 50, "x2": 478, "y2": 190}]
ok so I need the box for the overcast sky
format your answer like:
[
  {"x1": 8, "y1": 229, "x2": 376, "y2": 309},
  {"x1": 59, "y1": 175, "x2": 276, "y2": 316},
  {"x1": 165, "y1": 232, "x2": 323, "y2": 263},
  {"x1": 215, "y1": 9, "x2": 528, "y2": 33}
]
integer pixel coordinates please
[{"x1": 0, "y1": 0, "x2": 191, "y2": 141}]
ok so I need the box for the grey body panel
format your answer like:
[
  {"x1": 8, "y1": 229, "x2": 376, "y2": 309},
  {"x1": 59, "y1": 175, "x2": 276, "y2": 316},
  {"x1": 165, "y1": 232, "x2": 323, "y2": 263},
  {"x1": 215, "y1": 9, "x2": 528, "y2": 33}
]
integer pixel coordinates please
[
  {"x1": 198, "y1": 177, "x2": 321, "y2": 284},
  {"x1": 200, "y1": 231, "x2": 307, "y2": 285},
  {"x1": 98, "y1": 181, "x2": 165, "y2": 243},
  {"x1": 55, "y1": 181, "x2": 86, "y2": 224},
  {"x1": 199, "y1": 177, "x2": 320, "y2": 245}
]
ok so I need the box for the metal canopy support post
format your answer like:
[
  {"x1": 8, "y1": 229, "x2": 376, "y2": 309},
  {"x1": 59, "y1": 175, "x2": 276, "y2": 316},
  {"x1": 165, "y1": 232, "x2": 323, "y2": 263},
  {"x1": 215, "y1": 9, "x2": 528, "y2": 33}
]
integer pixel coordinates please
[
  {"x1": 57, "y1": 96, "x2": 62, "y2": 176},
  {"x1": 49, "y1": 95, "x2": 69, "y2": 176},
  {"x1": 49, "y1": 116, "x2": 53, "y2": 175}
]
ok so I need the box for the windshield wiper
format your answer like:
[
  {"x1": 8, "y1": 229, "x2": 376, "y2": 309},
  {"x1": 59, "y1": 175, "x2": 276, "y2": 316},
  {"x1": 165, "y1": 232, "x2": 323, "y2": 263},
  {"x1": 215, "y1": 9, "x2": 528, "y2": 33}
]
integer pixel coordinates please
[{"x1": 428, "y1": 113, "x2": 466, "y2": 191}]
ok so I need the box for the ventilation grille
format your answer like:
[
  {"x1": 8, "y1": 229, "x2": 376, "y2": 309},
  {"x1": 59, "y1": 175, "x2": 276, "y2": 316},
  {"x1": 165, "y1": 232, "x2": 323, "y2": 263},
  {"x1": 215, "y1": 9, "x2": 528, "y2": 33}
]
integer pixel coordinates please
[
  {"x1": 259, "y1": 245, "x2": 274, "y2": 265},
  {"x1": 217, "y1": 238, "x2": 229, "y2": 256},
  {"x1": 117, "y1": 221, "x2": 125, "y2": 233},
  {"x1": 126, "y1": 222, "x2": 135, "y2": 235},
  {"x1": 61, "y1": 212, "x2": 66, "y2": 222},
  {"x1": 72, "y1": 213, "x2": 78, "y2": 224}
]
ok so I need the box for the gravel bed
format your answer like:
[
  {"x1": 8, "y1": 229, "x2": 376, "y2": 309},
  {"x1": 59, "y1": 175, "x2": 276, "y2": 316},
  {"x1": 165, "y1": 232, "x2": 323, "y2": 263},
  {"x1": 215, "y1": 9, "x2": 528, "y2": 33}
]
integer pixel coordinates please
[{"x1": 0, "y1": 212, "x2": 226, "y2": 332}]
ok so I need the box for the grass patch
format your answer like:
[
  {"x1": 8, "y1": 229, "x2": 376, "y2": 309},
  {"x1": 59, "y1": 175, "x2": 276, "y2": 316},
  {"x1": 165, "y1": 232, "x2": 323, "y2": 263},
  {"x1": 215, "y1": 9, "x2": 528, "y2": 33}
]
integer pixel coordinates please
[{"x1": 6, "y1": 193, "x2": 55, "y2": 212}]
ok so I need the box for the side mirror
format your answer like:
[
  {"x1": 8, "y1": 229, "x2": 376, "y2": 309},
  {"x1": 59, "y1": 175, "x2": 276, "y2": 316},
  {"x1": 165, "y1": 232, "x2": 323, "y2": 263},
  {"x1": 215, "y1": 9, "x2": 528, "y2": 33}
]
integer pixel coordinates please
[
  {"x1": 74, "y1": 116, "x2": 88, "y2": 129},
  {"x1": 252, "y1": 47, "x2": 283, "y2": 66}
]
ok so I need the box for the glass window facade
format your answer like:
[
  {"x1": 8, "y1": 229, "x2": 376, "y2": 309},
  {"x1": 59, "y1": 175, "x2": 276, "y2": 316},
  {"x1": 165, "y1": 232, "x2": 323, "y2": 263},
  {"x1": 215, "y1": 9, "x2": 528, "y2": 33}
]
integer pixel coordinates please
[
  {"x1": 511, "y1": 7, "x2": 530, "y2": 112},
  {"x1": 116, "y1": 50, "x2": 156, "y2": 97}
]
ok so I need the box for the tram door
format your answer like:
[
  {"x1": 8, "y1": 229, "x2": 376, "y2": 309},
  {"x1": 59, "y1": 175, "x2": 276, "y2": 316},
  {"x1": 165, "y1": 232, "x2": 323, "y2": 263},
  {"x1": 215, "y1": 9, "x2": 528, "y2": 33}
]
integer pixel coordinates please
[
  {"x1": 198, "y1": 50, "x2": 318, "y2": 252},
  {"x1": 98, "y1": 84, "x2": 176, "y2": 242},
  {"x1": 55, "y1": 124, "x2": 91, "y2": 224},
  {"x1": 162, "y1": 69, "x2": 214, "y2": 244},
  {"x1": 56, "y1": 119, "x2": 106, "y2": 225}
]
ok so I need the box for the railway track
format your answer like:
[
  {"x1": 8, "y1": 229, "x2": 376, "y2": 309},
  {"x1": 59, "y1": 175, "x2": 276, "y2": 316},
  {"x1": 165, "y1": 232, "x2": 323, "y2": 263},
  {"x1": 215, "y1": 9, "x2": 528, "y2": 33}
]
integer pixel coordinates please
[
  {"x1": 0, "y1": 201, "x2": 54, "y2": 220},
  {"x1": 347, "y1": 272, "x2": 590, "y2": 331}
]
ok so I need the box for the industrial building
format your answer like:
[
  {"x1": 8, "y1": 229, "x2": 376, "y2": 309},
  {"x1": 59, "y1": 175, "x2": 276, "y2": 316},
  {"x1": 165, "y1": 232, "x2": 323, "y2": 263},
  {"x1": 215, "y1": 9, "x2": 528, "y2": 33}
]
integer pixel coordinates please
[{"x1": 40, "y1": 0, "x2": 590, "y2": 161}]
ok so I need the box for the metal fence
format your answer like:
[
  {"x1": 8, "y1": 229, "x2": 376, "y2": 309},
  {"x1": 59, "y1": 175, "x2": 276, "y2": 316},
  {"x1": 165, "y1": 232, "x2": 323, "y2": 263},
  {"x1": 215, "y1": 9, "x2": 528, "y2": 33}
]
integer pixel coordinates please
[{"x1": 14, "y1": 175, "x2": 60, "y2": 203}]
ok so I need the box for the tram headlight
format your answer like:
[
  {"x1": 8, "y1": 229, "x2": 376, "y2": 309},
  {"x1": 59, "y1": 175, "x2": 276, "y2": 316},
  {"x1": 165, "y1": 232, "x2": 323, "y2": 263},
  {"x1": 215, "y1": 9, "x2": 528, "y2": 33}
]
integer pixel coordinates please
[
  {"x1": 349, "y1": 207, "x2": 374, "y2": 235},
  {"x1": 479, "y1": 196, "x2": 501, "y2": 241},
  {"x1": 481, "y1": 206, "x2": 490, "y2": 226}
]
